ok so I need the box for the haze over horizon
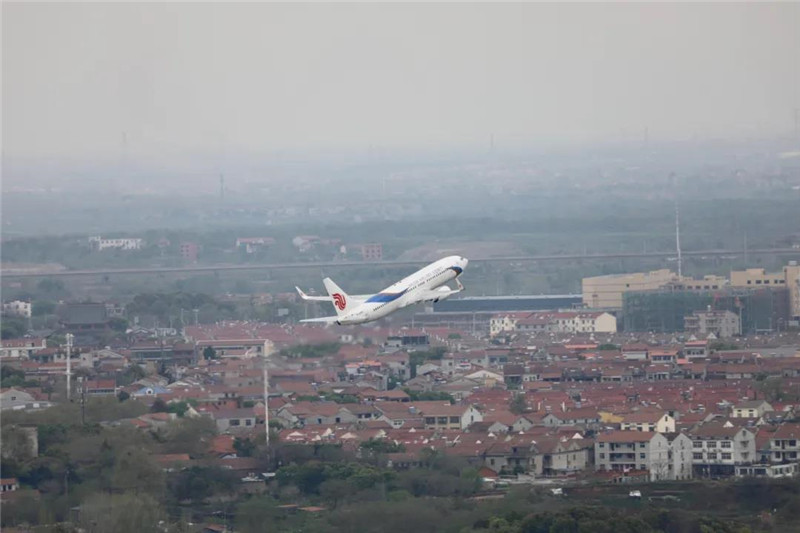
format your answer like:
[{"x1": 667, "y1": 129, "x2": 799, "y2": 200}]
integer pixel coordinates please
[{"x1": 3, "y1": 2, "x2": 799, "y2": 178}]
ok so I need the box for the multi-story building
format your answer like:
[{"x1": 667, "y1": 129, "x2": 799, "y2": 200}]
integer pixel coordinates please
[
  {"x1": 730, "y1": 268, "x2": 786, "y2": 288},
  {"x1": 180, "y1": 242, "x2": 199, "y2": 262},
  {"x1": 582, "y1": 269, "x2": 677, "y2": 309},
  {"x1": 683, "y1": 340, "x2": 708, "y2": 360},
  {"x1": 768, "y1": 424, "x2": 800, "y2": 465},
  {"x1": 784, "y1": 262, "x2": 800, "y2": 323},
  {"x1": 88, "y1": 236, "x2": 143, "y2": 251},
  {"x1": 684, "y1": 309, "x2": 741, "y2": 338},
  {"x1": 2, "y1": 300, "x2": 31, "y2": 318},
  {"x1": 0, "y1": 338, "x2": 47, "y2": 360},
  {"x1": 360, "y1": 243, "x2": 383, "y2": 261},
  {"x1": 595, "y1": 431, "x2": 672, "y2": 481},
  {"x1": 666, "y1": 433, "x2": 695, "y2": 480},
  {"x1": 689, "y1": 423, "x2": 756, "y2": 477}
]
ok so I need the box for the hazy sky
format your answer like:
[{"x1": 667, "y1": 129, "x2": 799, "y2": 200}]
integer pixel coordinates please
[{"x1": 3, "y1": 2, "x2": 799, "y2": 162}]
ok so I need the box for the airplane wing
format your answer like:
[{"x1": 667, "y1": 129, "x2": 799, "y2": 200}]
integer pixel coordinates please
[{"x1": 409, "y1": 279, "x2": 465, "y2": 305}]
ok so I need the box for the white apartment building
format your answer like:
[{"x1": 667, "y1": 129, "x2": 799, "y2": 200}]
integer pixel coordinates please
[
  {"x1": 2, "y1": 300, "x2": 31, "y2": 318},
  {"x1": 88, "y1": 236, "x2": 143, "y2": 251},
  {"x1": 595, "y1": 431, "x2": 674, "y2": 481},
  {"x1": 689, "y1": 423, "x2": 756, "y2": 477}
]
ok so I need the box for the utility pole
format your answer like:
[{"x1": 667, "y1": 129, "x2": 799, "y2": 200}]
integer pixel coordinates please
[
  {"x1": 262, "y1": 342, "x2": 270, "y2": 449},
  {"x1": 65, "y1": 333, "x2": 74, "y2": 400},
  {"x1": 78, "y1": 376, "x2": 86, "y2": 425}
]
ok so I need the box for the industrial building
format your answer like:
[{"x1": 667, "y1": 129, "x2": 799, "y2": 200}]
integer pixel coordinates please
[{"x1": 623, "y1": 287, "x2": 789, "y2": 335}]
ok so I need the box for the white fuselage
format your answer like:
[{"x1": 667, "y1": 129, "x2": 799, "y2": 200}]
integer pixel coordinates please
[{"x1": 336, "y1": 255, "x2": 468, "y2": 325}]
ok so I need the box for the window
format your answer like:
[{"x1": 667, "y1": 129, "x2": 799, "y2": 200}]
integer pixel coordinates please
[
  {"x1": 245, "y1": 419, "x2": 252, "y2": 426},
  {"x1": 707, "y1": 441, "x2": 716, "y2": 448},
  {"x1": 640, "y1": 453, "x2": 646, "y2": 459},
  {"x1": 721, "y1": 441, "x2": 731, "y2": 449},
  {"x1": 450, "y1": 416, "x2": 460, "y2": 423},
  {"x1": 639, "y1": 443, "x2": 646, "y2": 448},
  {"x1": 230, "y1": 419, "x2": 240, "y2": 426},
  {"x1": 693, "y1": 453, "x2": 703, "y2": 460},
  {"x1": 722, "y1": 453, "x2": 732, "y2": 460},
  {"x1": 708, "y1": 453, "x2": 717, "y2": 459},
  {"x1": 693, "y1": 441, "x2": 703, "y2": 448},
  {"x1": 599, "y1": 442, "x2": 605, "y2": 448}
]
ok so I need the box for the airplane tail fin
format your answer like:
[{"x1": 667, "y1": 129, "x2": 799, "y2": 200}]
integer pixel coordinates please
[{"x1": 323, "y1": 278, "x2": 351, "y2": 317}]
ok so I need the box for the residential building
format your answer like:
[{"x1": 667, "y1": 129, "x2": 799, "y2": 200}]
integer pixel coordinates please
[
  {"x1": 689, "y1": 423, "x2": 756, "y2": 477},
  {"x1": 180, "y1": 242, "x2": 199, "y2": 262},
  {"x1": 665, "y1": 433, "x2": 694, "y2": 480},
  {"x1": 620, "y1": 410, "x2": 676, "y2": 433},
  {"x1": 732, "y1": 400, "x2": 774, "y2": 419},
  {"x1": 683, "y1": 340, "x2": 708, "y2": 360},
  {"x1": 88, "y1": 236, "x2": 143, "y2": 251},
  {"x1": 360, "y1": 243, "x2": 383, "y2": 261},
  {"x1": 768, "y1": 424, "x2": 800, "y2": 465},
  {"x1": 212, "y1": 408, "x2": 257, "y2": 433},
  {"x1": 0, "y1": 478, "x2": 19, "y2": 493},
  {"x1": 595, "y1": 431, "x2": 672, "y2": 481},
  {"x1": 2, "y1": 300, "x2": 31, "y2": 318},
  {"x1": 685, "y1": 309, "x2": 741, "y2": 338},
  {"x1": 1, "y1": 388, "x2": 35, "y2": 410},
  {"x1": 236, "y1": 237, "x2": 275, "y2": 254},
  {"x1": 422, "y1": 404, "x2": 482, "y2": 430},
  {"x1": 0, "y1": 338, "x2": 47, "y2": 360}
]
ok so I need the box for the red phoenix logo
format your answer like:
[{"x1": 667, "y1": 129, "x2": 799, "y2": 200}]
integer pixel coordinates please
[{"x1": 333, "y1": 293, "x2": 346, "y2": 311}]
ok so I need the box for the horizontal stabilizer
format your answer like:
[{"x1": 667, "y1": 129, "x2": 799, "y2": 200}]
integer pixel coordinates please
[
  {"x1": 300, "y1": 316, "x2": 340, "y2": 324},
  {"x1": 296, "y1": 286, "x2": 332, "y2": 302}
]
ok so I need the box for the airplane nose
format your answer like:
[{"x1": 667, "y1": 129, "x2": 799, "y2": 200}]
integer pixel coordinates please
[{"x1": 461, "y1": 257, "x2": 469, "y2": 268}]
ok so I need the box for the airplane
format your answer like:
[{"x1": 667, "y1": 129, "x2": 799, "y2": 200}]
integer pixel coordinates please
[{"x1": 295, "y1": 255, "x2": 468, "y2": 325}]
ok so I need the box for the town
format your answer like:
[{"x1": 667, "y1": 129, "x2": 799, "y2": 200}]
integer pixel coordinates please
[{"x1": 3, "y1": 257, "x2": 800, "y2": 532}]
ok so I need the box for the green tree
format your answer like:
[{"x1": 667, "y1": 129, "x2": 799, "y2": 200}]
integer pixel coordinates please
[
  {"x1": 1, "y1": 315, "x2": 27, "y2": 339},
  {"x1": 78, "y1": 492, "x2": 165, "y2": 533},
  {"x1": 203, "y1": 346, "x2": 217, "y2": 360},
  {"x1": 509, "y1": 393, "x2": 528, "y2": 415},
  {"x1": 150, "y1": 398, "x2": 168, "y2": 413}
]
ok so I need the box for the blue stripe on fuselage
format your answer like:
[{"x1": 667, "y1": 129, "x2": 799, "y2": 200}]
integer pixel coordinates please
[{"x1": 366, "y1": 289, "x2": 408, "y2": 303}]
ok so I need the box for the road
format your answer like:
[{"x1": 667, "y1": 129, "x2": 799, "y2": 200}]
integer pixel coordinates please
[{"x1": 2, "y1": 248, "x2": 798, "y2": 279}]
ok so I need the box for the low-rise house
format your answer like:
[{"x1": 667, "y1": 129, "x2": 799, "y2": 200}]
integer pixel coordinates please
[
  {"x1": 0, "y1": 388, "x2": 35, "y2": 410},
  {"x1": 620, "y1": 410, "x2": 676, "y2": 433},
  {"x1": 622, "y1": 343, "x2": 649, "y2": 361},
  {"x1": 0, "y1": 338, "x2": 47, "y2": 360},
  {"x1": 542, "y1": 408, "x2": 601, "y2": 428},
  {"x1": 212, "y1": 408, "x2": 257, "y2": 433},
  {"x1": 0, "y1": 478, "x2": 20, "y2": 493},
  {"x1": 422, "y1": 404, "x2": 483, "y2": 431},
  {"x1": 732, "y1": 400, "x2": 774, "y2": 419}
]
